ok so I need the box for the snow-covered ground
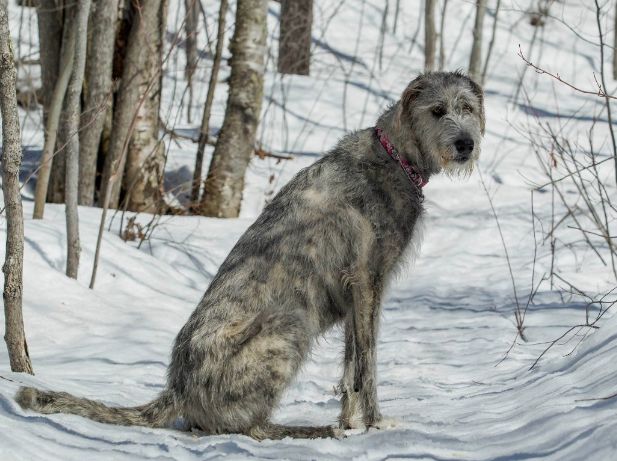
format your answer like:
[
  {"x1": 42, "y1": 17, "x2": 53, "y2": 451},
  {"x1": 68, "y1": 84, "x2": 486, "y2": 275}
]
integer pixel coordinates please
[{"x1": 1, "y1": 1, "x2": 617, "y2": 460}]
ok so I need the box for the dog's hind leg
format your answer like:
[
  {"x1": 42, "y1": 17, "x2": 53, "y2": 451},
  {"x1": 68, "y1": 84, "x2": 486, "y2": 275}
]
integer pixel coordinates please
[{"x1": 248, "y1": 422, "x2": 342, "y2": 440}]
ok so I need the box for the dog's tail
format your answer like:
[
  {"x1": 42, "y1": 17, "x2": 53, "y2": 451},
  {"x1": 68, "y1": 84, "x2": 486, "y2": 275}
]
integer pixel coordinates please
[{"x1": 15, "y1": 386, "x2": 177, "y2": 428}]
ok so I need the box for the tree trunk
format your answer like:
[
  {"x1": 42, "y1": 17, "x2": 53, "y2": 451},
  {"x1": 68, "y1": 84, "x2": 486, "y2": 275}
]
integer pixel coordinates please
[
  {"x1": 184, "y1": 0, "x2": 198, "y2": 123},
  {"x1": 393, "y1": 0, "x2": 401, "y2": 34},
  {"x1": 33, "y1": 6, "x2": 75, "y2": 219},
  {"x1": 278, "y1": 0, "x2": 312, "y2": 75},
  {"x1": 438, "y1": 0, "x2": 448, "y2": 70},
  {"x1": 469, "y1": 0, "x2": 487, "y2": 82},
  {"x1": 64, "y1": 0, "x2": 91, "y2": 279},
  {"x1": 79, "y1": 0, "x2": 118, "y2": 206},
  {"x1": 424, "y1": 0, "x2": 436, "y2": 71},
  {"x1": 482, "y1": 0, "x2": 501, "y2": 84},
  {"x1": 0, "y1": 0, "x2": 34, "y2": 374},
  {"x1": 123, "y1": 0, "x2": 167, "y2": 213},
  {"x1": 100, "y1": 0, "x2": 166, "y2": 212},
  {"x1": 191, "y1": 0, "x2": 228, "y2": 206},
  {"x1": 613, "y1": 1, "x2": 617, "y2": 80},
  {"x1": 36, "y1": 0, "x2": 63, "y2": 121},
  {"x1": 201, "y1": 0, "x2": 267, "y2": 218},
  {"x1": 47, "y1": 104, "x2": 68, "y2": 204},
  {"x1": 35, "y1": 0, "x2": 67, "y2": 208}
]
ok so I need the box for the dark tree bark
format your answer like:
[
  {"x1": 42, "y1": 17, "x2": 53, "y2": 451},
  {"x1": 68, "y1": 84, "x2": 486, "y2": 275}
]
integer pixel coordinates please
[
  {"x1": 0, "y1": 0, "x2": 34, "y2": 374},
  {"x1": 36, "y1": 0, "x2": 67, "y2": 205},
  {"x1": 46, "y1": 104, "x2": 68, "y2": 204},
  {"x1": 191, "y1": 0, "x2": 228, "y2": 205},
  {"x1": 79, "y1": 0, "x2": 118, "y2": 206},
  {"x1": 100, "y1": 0, "x2": 167, "y2": 212},
  {"x1": 613, "y1": 1, "x2": 617, "y2": 80},
  {"x1": 184, "y1": 0, "x2": 198, "y2": 123},
  {"x1": 33, "y1": 3, "x2": 75, "y2": 219},
  {"x1": 424, "y1": 0, "x2": 436, "y2": 71},
  {"x1": 201, "y1": 0, "x2": 268, "y2": 217},
  {"x1": 278, "y1": 0, "x2": 312, "y2": 75}
]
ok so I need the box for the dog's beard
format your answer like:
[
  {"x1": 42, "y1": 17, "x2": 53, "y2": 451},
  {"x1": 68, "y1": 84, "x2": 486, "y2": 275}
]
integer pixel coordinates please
[{"x1": 434, "y1": 145, "x2": 479, "y2": 178}]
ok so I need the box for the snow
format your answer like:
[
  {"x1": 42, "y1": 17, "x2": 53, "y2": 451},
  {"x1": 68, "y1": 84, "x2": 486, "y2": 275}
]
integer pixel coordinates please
[{"x1": 1, "y1": 0, "x2": 617, "y2": 460}]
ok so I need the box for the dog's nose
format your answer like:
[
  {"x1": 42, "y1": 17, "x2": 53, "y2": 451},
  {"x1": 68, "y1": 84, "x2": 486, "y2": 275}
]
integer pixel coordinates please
[{"x1": 454, "y1": 138, "x2": 474, "y2": 160}]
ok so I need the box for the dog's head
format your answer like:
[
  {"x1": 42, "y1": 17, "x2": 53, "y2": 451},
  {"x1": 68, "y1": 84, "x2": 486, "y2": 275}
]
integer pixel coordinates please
[{"x1": 398, "y1": 71, "x2": 485, "y2": 175}]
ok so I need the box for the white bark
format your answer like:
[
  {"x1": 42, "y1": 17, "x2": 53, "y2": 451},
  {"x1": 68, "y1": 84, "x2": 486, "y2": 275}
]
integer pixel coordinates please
[
  {"x1": 122, "y1": 0, "x2": 167, "y2": 212},
  {"x1": 201, "y1": 0, "x2": 268, "y2": 217},
  {"x1": 100, "y1": 0, "x2": 166, "y2": 211}
]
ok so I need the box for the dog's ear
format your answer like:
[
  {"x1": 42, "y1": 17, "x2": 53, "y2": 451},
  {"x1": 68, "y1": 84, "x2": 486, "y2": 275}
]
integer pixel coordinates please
[
  {"x1": 400, "y1": 74, "x2": 428, "y2": 116},
  {"x1": 465, "y1": 76, "x2": 486, "y2": 135}
]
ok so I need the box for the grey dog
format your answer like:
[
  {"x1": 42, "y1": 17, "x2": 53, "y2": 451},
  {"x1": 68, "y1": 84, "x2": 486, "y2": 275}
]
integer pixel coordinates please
[{"x1": 16, "y1": 71, "x2": 485, "y2": 440}]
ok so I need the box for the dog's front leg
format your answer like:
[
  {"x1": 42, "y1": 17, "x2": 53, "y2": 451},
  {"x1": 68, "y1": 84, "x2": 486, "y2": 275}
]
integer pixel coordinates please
[
  {"x1": 339, "y1": 314, "x2": 362, "y2": 429},
  {"x1": 350, "y1": 274, "x2": 383, "y2": 428}
]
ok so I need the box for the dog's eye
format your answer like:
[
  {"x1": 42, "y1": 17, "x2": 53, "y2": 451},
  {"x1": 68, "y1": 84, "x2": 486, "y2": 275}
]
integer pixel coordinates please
[
  {"x1": 432, "y1": 106, "x2": 446, "y2": 118},
  {"x1": 463, "y1": 103, "x2": 473, "y2": 113}
]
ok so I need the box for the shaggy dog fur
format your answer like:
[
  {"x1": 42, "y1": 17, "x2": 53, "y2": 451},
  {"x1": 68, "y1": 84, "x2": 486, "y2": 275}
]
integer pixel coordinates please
[{"x1": 16, "y1": 71, "x2": 485, "y2": 440}]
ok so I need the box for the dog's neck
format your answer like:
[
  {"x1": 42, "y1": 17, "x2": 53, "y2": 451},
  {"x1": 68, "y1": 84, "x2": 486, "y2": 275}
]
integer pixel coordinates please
[{"x1": 375, "y1": 104, "x2": 441, "y2": 178}]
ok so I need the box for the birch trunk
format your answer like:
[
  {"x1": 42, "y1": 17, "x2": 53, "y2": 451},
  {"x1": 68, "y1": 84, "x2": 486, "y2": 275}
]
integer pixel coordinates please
[
  {"x1": 0, "y1": 0, "x2": 34, "y2": 374},
  {"x1": 201, "y1": 0, "x2": 268, "y2": 217},
  {"x1": 123, "y1": 0, "x2": 167, "y2": 213},
  {"x1": 469, "y1": 0, "x2": 487, "y2": 82},
  {"x1": 191, "y1": 0, "x2": 228, "y2": 205},
  {"x1": 278, "y1": 0, "x2": 313, "y2": 76},
  {"x1": 100, "y1": 0, "x2": 166, "y2": 211},
  {"x1": 79, "y1": 0, "x2": 118, "y2": 206},
  {"x1": 424, "y1": 0, "x2": 436, "y2": 71},
  {"x1": 64, "y1": 0, "x2": 91, "y2": 279}
]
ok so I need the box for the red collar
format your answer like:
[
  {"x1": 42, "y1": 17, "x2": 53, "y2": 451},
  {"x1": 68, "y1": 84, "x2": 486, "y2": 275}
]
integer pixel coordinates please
[{"x1": 375, "y1": 127, "x2": 428, "y2": 190}]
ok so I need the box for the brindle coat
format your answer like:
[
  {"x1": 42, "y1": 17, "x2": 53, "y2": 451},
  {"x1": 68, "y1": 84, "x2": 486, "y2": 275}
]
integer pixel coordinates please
[{"x1": 16, "y1": 71, "x2": 485, "y2": 440}]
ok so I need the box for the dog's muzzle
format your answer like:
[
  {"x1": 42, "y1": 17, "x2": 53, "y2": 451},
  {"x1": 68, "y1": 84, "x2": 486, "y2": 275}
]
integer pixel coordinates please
[{"x1": 453, "y1": 137, "x2": 474, "y2": 163}]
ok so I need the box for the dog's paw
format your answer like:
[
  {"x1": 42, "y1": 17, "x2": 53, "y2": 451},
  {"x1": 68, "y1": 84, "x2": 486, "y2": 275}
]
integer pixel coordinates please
[
  {"x1": 365, "y1": 416, "x2": 399, "y2": 431},
  {"x1": 331, "y1": 427, "x2": 346, "y2": 439}
]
